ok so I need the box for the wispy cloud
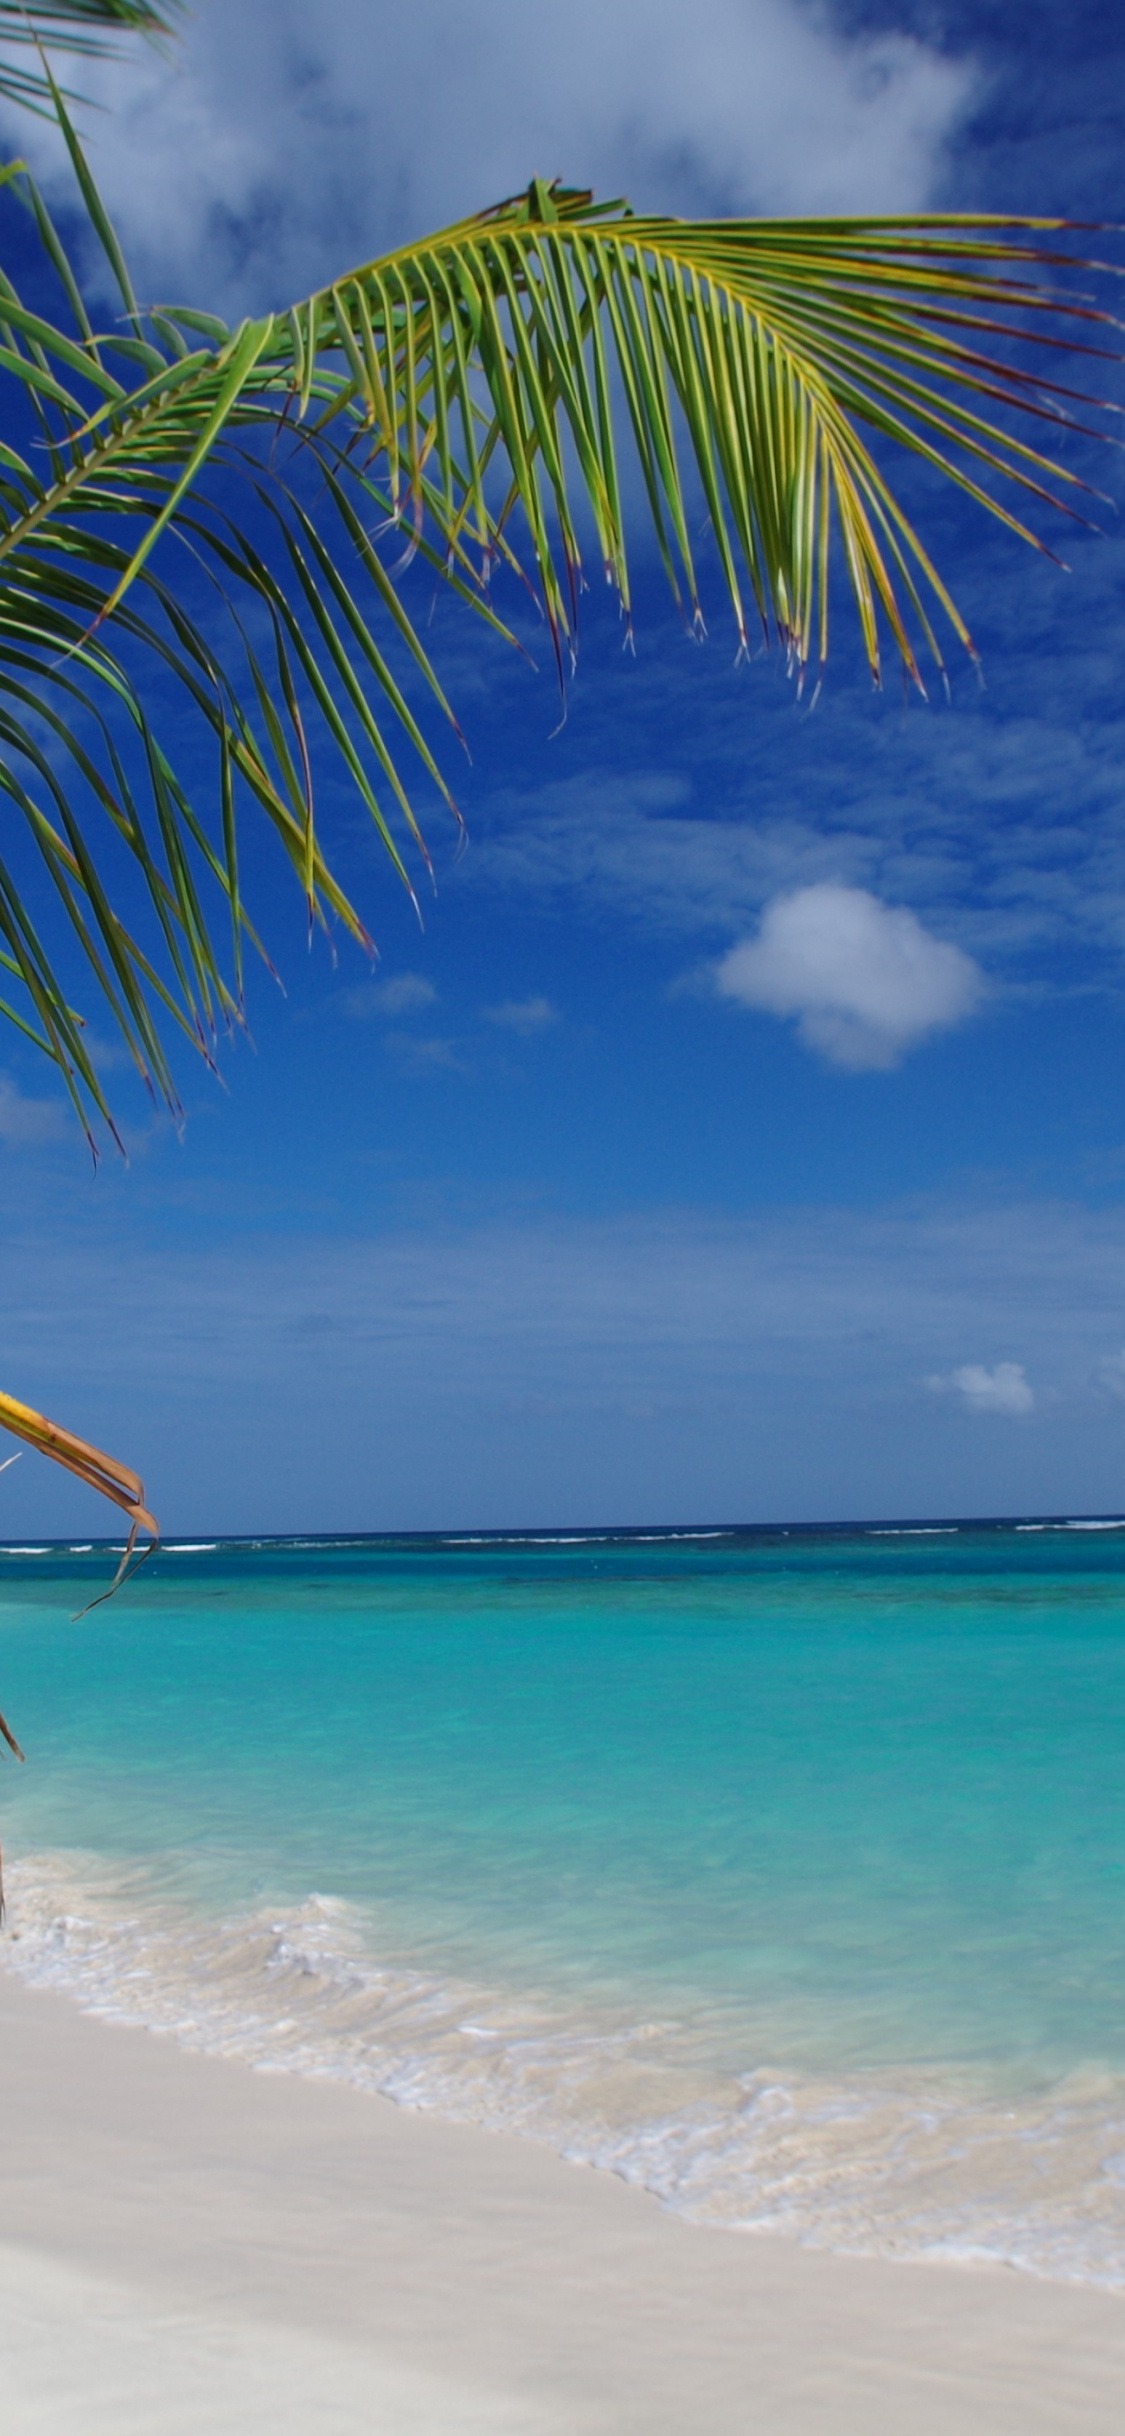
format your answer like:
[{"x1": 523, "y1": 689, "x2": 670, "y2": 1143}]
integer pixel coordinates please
[
  {"x1": 0, "y1": 1073, "x2": 69, "y2": 1147},
  {"x1": 342, "y1": 972, "x2": 438, "y2": 1019},
  {"x1": 449, "y1": 538, "x2": 1125, "y2": 996},
  {"x1": 384, "y1": 1032, "x2": 465, "y2": 1073},
  {"x1": 926, "y1": 1362, "x2": 1035, "y2": 1418},
  {"x1": 712, "y1": 885, "x2": 984, "y2": 1069},
  {"x1": 484, "y1": 995, "x2": 559, "y2": 1035}
]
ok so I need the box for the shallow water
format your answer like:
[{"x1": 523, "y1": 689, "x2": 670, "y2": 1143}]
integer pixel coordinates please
[{"x1": 3, "y1": 1522, "x2": 1125, "y2": 2282}]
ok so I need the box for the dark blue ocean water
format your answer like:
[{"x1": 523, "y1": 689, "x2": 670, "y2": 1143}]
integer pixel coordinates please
[{"x1": 3, "y1": 1520, "x2": 1125, "y2": 2281}]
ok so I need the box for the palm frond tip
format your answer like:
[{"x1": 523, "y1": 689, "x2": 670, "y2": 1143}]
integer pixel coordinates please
[{"x1": 0, "y1": 1386, "x2": 158, "y2": 1779}]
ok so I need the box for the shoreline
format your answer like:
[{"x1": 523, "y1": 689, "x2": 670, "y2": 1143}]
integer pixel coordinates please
[
  {"x1": 7, "y1": 1847, "x2": 1125, "y2": 2291},
  {"x1": 3, "y1": 1966, "x2": 1125, "y2": 2432}
]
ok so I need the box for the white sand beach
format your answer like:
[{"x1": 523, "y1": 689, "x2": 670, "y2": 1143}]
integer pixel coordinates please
[{"x1": 3, "y1": 1968, "x2": 1125, "y2": 2434}]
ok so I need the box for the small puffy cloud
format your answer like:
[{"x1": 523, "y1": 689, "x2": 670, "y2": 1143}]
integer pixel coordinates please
[
  {"x1": 484, "y1": 996, "x2": 559, "y2": 1035},
  {"x1": 713, "y1": 884, "x2": 984, "y2": 1070},
  {"x1": 927, "y1": 1362, "x2": 1035, "y2": 1417},
  {"x1": 342, "y1": 972, "x2": 437, "y2": 1019}
]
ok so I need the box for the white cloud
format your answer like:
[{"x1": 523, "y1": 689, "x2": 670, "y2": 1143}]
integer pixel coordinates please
[
  {"x1": 484, "y1": 996, "x2": 559, "y2": 1034},
  {"x1": 927, "y1": 1362, "x2": 1035, "y2": 1417},
  {"x1": 5, "y1": 0, "x2": 975, "y2": 313},
  {"x1": 712, "y1": 884, "x2": 984, "y2": 1068}
]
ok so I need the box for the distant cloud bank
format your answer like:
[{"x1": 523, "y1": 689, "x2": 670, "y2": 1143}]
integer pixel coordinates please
[
  {"x1": 713, "y1": 884, "x2": 984, "y2": 1069},
  {"x1": 5, "y1": 1186, "x2": 1125, "y2": 1530}
]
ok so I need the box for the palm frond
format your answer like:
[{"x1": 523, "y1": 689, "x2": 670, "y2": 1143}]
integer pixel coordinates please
[
  {"x1": 0, "y1": 114, "x2": 1115, "y2": 1135},
  {"x1": 271, "y1": 184, "x2": 1119, "y2": 685}
]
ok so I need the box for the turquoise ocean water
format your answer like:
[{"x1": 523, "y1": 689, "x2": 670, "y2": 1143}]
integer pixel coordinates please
[{"x1": 3, "y1": 1521, "x2": 1125, "y2": 2283}]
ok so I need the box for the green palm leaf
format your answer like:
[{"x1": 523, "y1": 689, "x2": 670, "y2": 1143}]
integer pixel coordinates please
[
  {"x1": 275, "y1": 185, "x2": 1117, "y2": 681},
  {"x1": 0, "y1": 102, "x2": 1114, "y2": 1141}
]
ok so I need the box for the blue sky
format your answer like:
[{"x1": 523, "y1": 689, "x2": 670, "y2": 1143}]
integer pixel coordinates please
[{"x1": 0, "y1": 0, "x2": 1124, "y2": 1533}]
